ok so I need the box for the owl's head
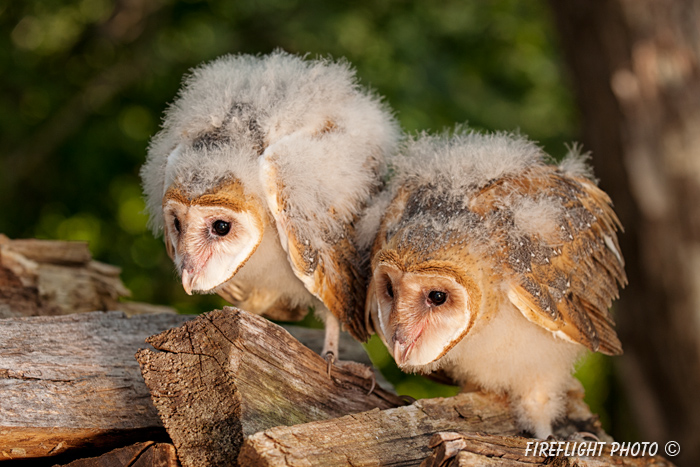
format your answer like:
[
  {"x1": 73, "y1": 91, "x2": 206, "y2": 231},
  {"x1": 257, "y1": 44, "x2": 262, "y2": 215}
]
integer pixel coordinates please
[
  {"x1": 141, "y1": 51, "x2": 399, "y2": 240},
  {"x1": 368, "y1": 247, "x2": 482, "y2": 371},
  {"x1": 162, "y1": 179, "x2": 265, "y2": 294}
]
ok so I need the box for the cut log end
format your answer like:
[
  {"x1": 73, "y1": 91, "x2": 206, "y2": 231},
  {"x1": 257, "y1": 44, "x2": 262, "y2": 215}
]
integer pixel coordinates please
[
  {"x1": 136, "y1": 306, "x2": 405, "y2": 467},
  {"x1": 0, "y1": 311, "x2": 193, "y2": 460}
]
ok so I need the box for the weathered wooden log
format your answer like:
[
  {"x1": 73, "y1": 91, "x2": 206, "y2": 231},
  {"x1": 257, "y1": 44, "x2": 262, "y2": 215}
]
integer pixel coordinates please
[
  {"x1": 421, "y1": 432, "x2": 675, "y2": 467},
  {"x1": 0, "y1": 234, "x2": 173, "y2": 318},
  {"x1": 237, "y1": 386, "x2": 620, "y2": 466},
  {"x1": 61, "y1": 441, "x2": 179, "y2": 467},
  {"x1": 0, "y1": 311, "x2": 193, "y2": 461},
  {"x1": 239, "y1": 392, "x2": 519, "y2": 466},
  {"x1": 136, "y1": 307, "x2": 405, "y2": 467}
]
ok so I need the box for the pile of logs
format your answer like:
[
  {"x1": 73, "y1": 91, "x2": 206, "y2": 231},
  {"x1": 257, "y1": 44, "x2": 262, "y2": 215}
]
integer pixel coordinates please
[
  {"x1": 0, "y1": 237, "x2": 675, "y2": 466},
  {"x1": 0, "y1": 234, "x2": 172, "y2": 318}
]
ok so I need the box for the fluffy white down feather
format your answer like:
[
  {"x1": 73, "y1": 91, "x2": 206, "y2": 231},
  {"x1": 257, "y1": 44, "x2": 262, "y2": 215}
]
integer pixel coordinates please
[
  {"x1": 358, "y1": 128, "x2": 598, "y2": 255},
  {"x1": 392, "y1": 129, "x2": 543, "y2": 192},
  {"x1": 141, "y1": 51, "x2": 400, "y2": 255}
]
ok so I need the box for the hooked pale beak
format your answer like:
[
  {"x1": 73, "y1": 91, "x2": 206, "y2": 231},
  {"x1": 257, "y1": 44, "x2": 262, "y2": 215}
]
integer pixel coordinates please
[
  {"x1": 392, "y1": 337, "x2": 416, "y2": 367},
  {"x1": 181, "y1": 268, "x2": 195, "y2": 295}
]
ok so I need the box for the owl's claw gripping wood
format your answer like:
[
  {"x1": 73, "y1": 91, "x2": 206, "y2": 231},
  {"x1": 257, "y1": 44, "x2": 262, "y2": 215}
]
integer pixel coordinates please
[
  {"x1": 323, "y1": 350, "x2": 376, "y2": 395},
  {"x1": 332, "y1": 359, "x2": 377, "y2": 395},
  {"x1": 323, "y1": 351, "x2": 335, "y2": 378},
  {"x1": 367, "y1": 373, "x2": 376, "y2": 396},
  {"x1": 400, "y1": 394, "x2": 417, "y2": 404}
]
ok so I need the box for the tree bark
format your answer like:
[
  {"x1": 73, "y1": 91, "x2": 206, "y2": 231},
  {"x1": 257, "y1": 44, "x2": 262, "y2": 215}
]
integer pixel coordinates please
[
  {"x1": 0, "y1": 311, "x2": 192, "y2": 461},
  {"x1": 136, "y1": 307, "x2": 404, "y2": 467},
  {"x1": 548, "y1": 1, "x2": 700, "y2": 465}
]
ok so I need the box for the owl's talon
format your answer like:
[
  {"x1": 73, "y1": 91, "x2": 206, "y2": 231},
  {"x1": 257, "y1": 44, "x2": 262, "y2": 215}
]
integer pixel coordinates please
[
  {"x1": 324, "y1": 351, "x2": 336, "y2": 378},
  {"x1": 570, "y1": 431, "x2": 601, "y2": 442},
  {"x1": 366, "y1": 373, "x2": 376, "y2": 396},
  {"x1": 400, "y1": 394, "x2": 417, "y2": 404},
  {"x1": 331, "y1": 359, "x2": 376, "y2": 394}
]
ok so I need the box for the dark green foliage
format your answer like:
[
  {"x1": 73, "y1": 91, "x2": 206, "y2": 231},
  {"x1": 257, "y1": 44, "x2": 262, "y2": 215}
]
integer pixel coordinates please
[{"x1": 1, "y1": 0, "x2": 592, "y2": 409}]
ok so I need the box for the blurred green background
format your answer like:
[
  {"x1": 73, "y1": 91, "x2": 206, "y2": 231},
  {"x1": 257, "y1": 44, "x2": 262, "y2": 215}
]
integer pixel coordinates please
[{"x1": 0, "y1": 0, "x2": 629, "y2": 439}]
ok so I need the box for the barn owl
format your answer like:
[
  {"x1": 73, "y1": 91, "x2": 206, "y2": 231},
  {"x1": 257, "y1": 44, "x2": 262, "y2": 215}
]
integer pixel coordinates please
[
  {"x1": 362, "y1": 130, "x2": 627, "y2": 438},
  {"x1": 141, "y1": 51, "x2": 400, "y2": 364}
]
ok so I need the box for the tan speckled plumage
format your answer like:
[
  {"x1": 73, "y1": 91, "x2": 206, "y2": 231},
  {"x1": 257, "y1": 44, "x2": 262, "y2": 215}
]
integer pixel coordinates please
[{"x1": 468, "y1": 164, "x2": 626, "y2": 355}]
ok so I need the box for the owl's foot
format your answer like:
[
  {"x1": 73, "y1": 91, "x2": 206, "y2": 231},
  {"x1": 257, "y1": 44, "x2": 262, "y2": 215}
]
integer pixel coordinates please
[
  {"x1": 323, "y1": 350, "x2": 336, "y2": 378},
  {"x1": 320, "y1": 312, "x2": 375, "y2": 394},
  {"x1": 321, "y1": 311, "x2": 340, "y2": 379}
]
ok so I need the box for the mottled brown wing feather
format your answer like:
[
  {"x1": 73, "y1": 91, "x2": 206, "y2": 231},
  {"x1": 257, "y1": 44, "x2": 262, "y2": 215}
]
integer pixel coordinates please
[
  {"x1": 283, "y1": 217, "x2": 370, "y2": 341},
  {"x1": 260, "y1": 156, "x2": 370, "y2": 341},
  {"x1": 472, "y1": 165, "x2": 627, "y2": 355}
]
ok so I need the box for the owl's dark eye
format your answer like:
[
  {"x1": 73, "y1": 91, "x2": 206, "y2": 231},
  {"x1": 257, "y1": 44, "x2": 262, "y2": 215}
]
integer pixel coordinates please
[
  {"x1": 386, "y1": 281, "x2": 394, "y2": 299},
  {"x1": 428, "y1": 290, "x2": 447, "y2": 306},
  {"x1": 174, "y1": 218, "x2": 181, "y2": 233},
  {"x1": 212, "y1": 220, "x2": 231, "y2": 236}
]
